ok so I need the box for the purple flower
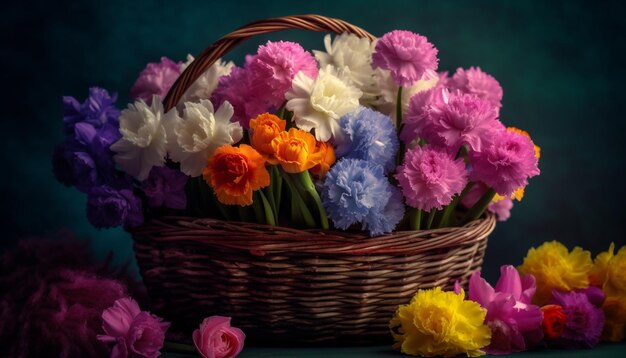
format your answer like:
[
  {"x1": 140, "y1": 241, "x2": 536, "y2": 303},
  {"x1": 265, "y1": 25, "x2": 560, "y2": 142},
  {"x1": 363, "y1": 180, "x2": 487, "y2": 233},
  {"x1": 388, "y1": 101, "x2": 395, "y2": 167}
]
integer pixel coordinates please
[
  {"x1": 396, "y1": 146, "x2": 468, "y2": 211},
  {"x1": 63, "y1": 87, "x2": 121, "y2": 135},
  {"x1": 130, "y1": 57, "x2": 181, "y2": 105},
  {"x1": 419, "y1": 90, "x2": 501, "y2": 154},
  {"x1": 98, "y1": 297, "x2": 170, "y2": 358},
  {"x1": 469, "y1": 266, "x2": 544, "y2": 355},
  {"x1": 86, "y1": 183, "x2": 143, "y2": 229},
  {"x1": 52, "y1": 122, "x2": 120, "y2": 192},
  {"x1": 336, "y1": 107, "x2": 399, "y2": 173},
  {"x1": 469, "y1": 129, "x2": 540, "y2": 197},
  {"x1": 548, "y1": 289, "x2": 605, "y2": 349},
  {"x1": 448, "y1": 67, "x2": 503, "y2": 113},
  {"x1": 322, "y1": 158, "x2": 401, "y2": 236},
  {"x1": 372, "y1": 30, "x2": 439, "y2": 87},
  {"x1": 248, "y1": 41, "x2": 318, "y2": 104},
  {"x1": 141, "y1": 166, "x2": 188, "y2": 210}
]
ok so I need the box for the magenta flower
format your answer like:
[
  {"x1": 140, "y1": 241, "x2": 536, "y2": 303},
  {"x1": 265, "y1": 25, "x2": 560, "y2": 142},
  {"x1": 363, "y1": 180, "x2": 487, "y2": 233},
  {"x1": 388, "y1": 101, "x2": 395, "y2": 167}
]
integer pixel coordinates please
[
  {"x1": 193, "y1": 316, "x2": 245, "y2": 358},
  {"x1": 469, "y1": 129, "x2": 540, "y2": 196},
  {"x1": 248, "y1": 41, "x2": 318, "y2": 104},
  {"x1": 97, "y1": 297, "x2": 170, "y2": 358},
  {"x1": 548, "y1": 289, "x2": 605, "y2": 349},
  {"x1": 400, "y1": 80, "x2": 446, "y2": 144},
  {"x1": 469, "y1": 266, "x2": 543, "y2": 355},
  {"x1": 130, "y1": 57, "x2": 181, "y2": 105},
  {"x1": 449, "y1": 67, "x2": 503, "y2": 113},
  {"x1": 396, "y1": 146, "x2": 467, "y2": 211},
  {"x1": 419, "y1": 90, "x2": 501, "y2": 154},
  {"x1": 141, "y1": 166, "x2": 188, "y2": 210},
  {"x1": 372, "y1": 30, "x2": 438, "y2": 87}
]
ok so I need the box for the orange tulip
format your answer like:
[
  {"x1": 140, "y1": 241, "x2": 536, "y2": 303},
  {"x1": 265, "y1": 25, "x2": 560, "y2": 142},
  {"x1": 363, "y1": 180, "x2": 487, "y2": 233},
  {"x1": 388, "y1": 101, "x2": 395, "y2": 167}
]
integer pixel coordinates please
[
  {"x1": 203, "y1": 144, "x2": 270, "y2": 206},
  {"x1": 310, "y1": 141, "x2": 336, "y2": 177},
  {"x1": 271, "y1": 128, "x2": 323, "y2": 173},
  {"x1": 249, "y1": 113, "x2": 286, "y2": 162}
]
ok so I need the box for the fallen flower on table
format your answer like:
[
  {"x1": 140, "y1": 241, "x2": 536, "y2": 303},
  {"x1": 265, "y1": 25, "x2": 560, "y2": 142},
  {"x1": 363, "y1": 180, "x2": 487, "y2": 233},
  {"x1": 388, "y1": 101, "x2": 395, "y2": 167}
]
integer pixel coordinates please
[
  {"x1": 97, "y1": 297, "x2": 170, "y2": 358},
  {"x1": 389, "y1": 286, "x2": 491, "y2": 357},
  {"x1": 193, "y1": 316, "x2": 245, "y2": 358},
  {"x1": 546, "y1": 288, "x2": 605, "y2": 349}
]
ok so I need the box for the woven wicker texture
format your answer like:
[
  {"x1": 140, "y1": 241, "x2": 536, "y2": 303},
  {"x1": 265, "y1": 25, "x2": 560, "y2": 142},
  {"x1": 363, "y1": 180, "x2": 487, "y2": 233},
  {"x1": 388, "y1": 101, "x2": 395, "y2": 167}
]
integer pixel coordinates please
[
  {"x1": 133, "y1": 14, "x2": 497, "y2": 343},
  {"x1": 133, "y1": 214, "x2": 495, "y2": 343}
]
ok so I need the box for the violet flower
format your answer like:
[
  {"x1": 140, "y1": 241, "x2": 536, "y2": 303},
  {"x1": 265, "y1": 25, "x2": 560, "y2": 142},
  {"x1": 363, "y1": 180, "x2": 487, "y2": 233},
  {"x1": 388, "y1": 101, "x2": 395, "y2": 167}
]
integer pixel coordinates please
[
  {"x1": 548, "y1": 289, "x2": 605, "y2": 349},
  {"x1": 469, "y1": 265, "x2": 543, "y2": 355},
  {"x1": 141, "y1": 166, "x2": 188, "y2": 210},
  {"x1": 63, "y1": 87, "x2": 121, "y2": 135}
]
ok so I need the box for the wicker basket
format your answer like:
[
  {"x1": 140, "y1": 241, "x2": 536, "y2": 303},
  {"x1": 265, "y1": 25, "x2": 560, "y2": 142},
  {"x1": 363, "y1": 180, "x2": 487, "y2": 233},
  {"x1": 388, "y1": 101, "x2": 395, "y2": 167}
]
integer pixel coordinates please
[{"x1": 131, "y1": 15, "x2": 497, "y2": 344}]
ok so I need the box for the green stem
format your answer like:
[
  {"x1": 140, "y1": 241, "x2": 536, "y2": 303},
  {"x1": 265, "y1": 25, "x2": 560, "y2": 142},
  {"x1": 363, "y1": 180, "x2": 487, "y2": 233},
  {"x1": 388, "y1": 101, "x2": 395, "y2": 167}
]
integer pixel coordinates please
[
  {"x1": 396, "y1": 86, "x2": 405, "y2": 166},
  {"x1": 281, "y1": 170, "x2": 316, "y2": 227},
  {"x1": 251, "y1": 194, "x2": 266, "y2": 225},
  {"x1": 275, "y1": 101, "x2": 287, "y2": 119},
  {"x1": 425, "y1": 210, "x2": 437, "y2": 230},
  {"x1": 163, "y1": 341, "x2": 196, "y2": 353},
  {"x1": 438, "y1": 181, "x2": 475, "y2": 228},
  {"x1": 258, "y1": 190, "x2": 276, "y2": 226},
  {"x1": 270, "y1": 166, "x2": 282, "y2": 219},
  {"x1": 237, "y1": 206, "x2": 252, "y2": 223},
  {"x1": 410, "y1": 208, "x2": 423, "y2": 231},
  {"x1": 461, "y1": 187, "x2": 496, "y2": 225},
  {"x1": 296, "y1": 171, "x2": 329, "y2": 230}
]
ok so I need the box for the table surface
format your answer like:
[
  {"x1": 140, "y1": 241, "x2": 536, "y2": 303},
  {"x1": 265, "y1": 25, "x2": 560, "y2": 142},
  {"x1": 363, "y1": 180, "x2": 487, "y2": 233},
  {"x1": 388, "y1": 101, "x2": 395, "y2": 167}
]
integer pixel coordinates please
[{"x1": 164, "y1": 342, "x2": 626, "y2": 357}]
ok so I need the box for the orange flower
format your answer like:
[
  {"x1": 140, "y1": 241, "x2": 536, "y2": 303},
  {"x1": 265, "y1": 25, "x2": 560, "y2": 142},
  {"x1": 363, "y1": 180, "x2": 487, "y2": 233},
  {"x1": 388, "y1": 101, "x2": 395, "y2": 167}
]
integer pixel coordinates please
[
  {"x1": 249, "y1": 113, "x2": 286, "y2": 161},
  {"x1": 310, "y1": 141, "x2": 336, "y2": 177},
  {"x1": 203, "y1": 144, "x2": 270, "y2": 206},
  {"x1": 271, "y1": 128, "x2": 323, "y2": 173}
]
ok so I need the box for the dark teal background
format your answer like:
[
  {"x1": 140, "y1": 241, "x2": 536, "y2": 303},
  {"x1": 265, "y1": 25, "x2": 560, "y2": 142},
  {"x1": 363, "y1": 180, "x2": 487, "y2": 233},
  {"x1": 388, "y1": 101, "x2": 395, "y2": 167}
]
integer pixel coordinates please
[{"x1": 2, "y1": 0, "x2": 625, "y2": 283}]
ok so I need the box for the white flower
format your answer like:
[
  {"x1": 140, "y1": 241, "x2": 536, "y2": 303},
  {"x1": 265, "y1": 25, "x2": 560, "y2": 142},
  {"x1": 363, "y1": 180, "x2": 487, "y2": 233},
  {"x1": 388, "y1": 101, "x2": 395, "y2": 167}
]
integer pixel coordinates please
[
  {"x1": 375, "y1": 68, "x2": 439, "y2": 124},
  {"x1": 314, "y1": 34, "x2": 377, "y2": 103},
  {"x1": 167, "y1": 99, "x2": 242, "y2": 176},
  {"x1": 179, "y1": 54, "x2": 234, "y2": 104},
  {"x1": 286, "y1": 65, "x2": 362, "y2": 141},
  {"x1": 111, "y1": 96, "x2": 174, "y2": 180}
]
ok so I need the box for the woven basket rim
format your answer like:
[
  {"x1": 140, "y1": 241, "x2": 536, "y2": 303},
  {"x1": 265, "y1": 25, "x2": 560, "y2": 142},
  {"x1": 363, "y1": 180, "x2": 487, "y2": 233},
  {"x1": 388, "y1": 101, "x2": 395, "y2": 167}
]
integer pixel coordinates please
[{"x1": 131, "y1": 213, "x2": 496, "y2": 255}]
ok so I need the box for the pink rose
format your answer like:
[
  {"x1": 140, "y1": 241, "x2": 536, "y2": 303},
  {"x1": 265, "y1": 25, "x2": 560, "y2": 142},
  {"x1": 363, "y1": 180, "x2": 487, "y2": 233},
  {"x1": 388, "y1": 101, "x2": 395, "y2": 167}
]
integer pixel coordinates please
[
  {"x1": 97, "y1": 297, "x2": 170, "y2": 358},
  {"x1": 193, "y1": 316, "x2": 246, "y2": 358}
]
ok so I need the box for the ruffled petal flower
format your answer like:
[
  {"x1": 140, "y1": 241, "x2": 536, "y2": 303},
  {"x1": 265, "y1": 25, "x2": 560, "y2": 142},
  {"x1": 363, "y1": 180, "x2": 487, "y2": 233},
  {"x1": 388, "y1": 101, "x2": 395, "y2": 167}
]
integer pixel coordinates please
[
  {"x1": 179, "y1": 55, "x2": 234, "y2": 104},
  {"x1": 335, "y1": 106, "x2": 399, "y2": 173},
  {"x1": 372, "y1": 30, "x2": 439, "y2": 87},
  {"x1": 111, "y1": 96, "x2": 175, "y2": 180},
  {"x1": 141, "y1": 166, "x2": 188, "y2": 210},
  {"x1": 286, "y1": 65, "x2": 362, "y2": 141},
  {"x1": 548, "y1": 290, "x2": 605, "y2": 349},
  {"x1": 131, "y1": 57, "x2": 181, "y2": 105},
  {"x1": 518, "y1": 241, "x2": 593, "y2": 305},
  {"x1": 448, "y1": 67, "x2": 503, "y2": 113},
  {"x1": 390, "y1": 287, "x2": 491, "y2": 357},
  {"x1": 63, "y1": 87, "x2": 120, "y2": 135},
  {"x1": 314, "y1": 33, "x2": 378, "y2": 103},
  {"x1": 167, "y1": 100, "x2": 243, "y2": 177},
  {"x1": 396, "y1": 145, "x2": 468, "y2": 211}
]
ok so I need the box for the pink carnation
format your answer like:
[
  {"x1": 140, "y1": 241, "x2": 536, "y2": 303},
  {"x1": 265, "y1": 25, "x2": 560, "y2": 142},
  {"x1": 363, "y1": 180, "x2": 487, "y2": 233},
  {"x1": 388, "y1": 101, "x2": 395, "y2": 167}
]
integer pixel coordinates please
[
  {"x1": 469, "y1": 129, "x2": 540, "y2": 197},
  {"x1": 419, "y1": 89, "x2": 501, "y2": 153},
  {"x1": 396, "y1": 145, "x2": 468, "y2": 211},
  {"x1": 449, "y1": 67, "x2": 503, "y2": 113},
  {"x1": 98, "y1": 297, "x2": 170, "y2": 358},
  {"x1": 400, "y1": 79, "x2": 446, "y2": 143},
  {"x1": 130, "y1": 57, "x2": 181, "y2": 105},
  {"x1": 469, "y1": 266, "x2": 544, "y2": 355},
  {"x1": 248, "y1": 41, "x2": 318, "y2": 104},
  {"x1": 372, "y1": 30, "x2": 438, "y2": 87}
]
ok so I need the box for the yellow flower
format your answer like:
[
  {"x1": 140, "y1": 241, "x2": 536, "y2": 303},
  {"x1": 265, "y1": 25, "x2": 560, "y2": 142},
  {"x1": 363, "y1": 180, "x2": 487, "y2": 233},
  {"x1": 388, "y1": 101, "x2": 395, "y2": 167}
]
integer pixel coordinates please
[
  {"x1": 389, "y1": 287, "x2": 491, "y2": 357},
  {"x1": 588, "y1": 243, "x2": 626, "y2": 342},
  {"x1": 518, "y1": 241, "x2": 592, "y2": 305}
]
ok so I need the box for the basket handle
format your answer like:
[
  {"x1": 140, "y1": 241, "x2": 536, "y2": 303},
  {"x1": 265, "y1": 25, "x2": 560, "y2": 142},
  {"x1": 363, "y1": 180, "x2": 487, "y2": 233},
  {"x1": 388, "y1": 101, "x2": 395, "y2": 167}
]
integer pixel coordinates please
[{"x1": 163, "y1": 14, "x2": 376, "y2": 111}]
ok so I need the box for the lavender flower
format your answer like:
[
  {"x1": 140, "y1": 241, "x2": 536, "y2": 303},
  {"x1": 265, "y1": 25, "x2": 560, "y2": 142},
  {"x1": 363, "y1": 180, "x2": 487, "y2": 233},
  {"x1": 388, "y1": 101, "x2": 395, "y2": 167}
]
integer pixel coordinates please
[
  {"x1": 322, "y1": 158, "x2": 399, "y2": 236},
  {"x1": 141, "y1": 166, "x2": 188, "y2": 210},
  {"x1": 335, "y1": 107, "x2": 399, "y2": 173},
  {"x1": 63, "y1": 87, "x2": 120, "y2": 135},
  {"x1": 548, "y1": 289, "x2": 605, "y2": 349},
  {"x1": 130, "y1": 57, "x2": 181, "y2": 105},
  {"x1": 86, "y1": 183, "x2": 143, "y2": 229}
]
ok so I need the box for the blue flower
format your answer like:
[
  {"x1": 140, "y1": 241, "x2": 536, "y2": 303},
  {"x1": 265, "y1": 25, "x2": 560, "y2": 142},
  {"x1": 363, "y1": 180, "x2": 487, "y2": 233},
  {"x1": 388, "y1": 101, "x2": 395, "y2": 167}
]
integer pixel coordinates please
[
  {"x1": 63, "y1": 87, "x2": 120, "y2": 135},
  {"x1": 335, "y1": 106, "x2": 399, "y2": 173},
  {"x1": 364, "y1": 186, "x2": 405, "y2": 236},
  {"x1": 322, "y1": 158, "x2": 402, "y2": 236}
]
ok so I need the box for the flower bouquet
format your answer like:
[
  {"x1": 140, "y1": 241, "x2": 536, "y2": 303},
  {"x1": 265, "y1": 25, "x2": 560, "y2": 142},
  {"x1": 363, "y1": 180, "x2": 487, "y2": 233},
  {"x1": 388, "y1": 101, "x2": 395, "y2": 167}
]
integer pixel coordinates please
[{"x1": 53, "y1": 15, "x2": 539, "y2": 343}]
